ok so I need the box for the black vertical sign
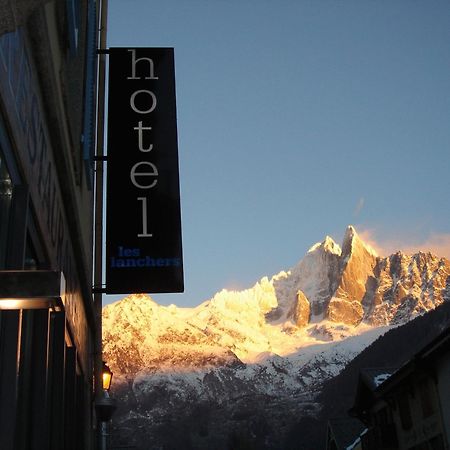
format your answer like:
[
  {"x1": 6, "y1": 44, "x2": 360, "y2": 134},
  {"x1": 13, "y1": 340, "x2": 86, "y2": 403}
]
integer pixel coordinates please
[{"x1": 106, "y1": 48, "x2": 183, "y2": 294}]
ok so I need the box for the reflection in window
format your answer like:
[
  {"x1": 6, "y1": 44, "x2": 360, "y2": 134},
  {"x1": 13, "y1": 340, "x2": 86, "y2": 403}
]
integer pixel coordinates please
[{"x1": 0, "y1": 152, "x2": 12, "y2": 268}]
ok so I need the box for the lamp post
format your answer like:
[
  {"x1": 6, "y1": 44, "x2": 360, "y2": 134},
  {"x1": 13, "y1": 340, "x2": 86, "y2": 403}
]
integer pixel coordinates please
[
  {"x1": 93, "y1": 0, "x2": 109, "y2": 447},
  {"x1": 95, "y1": 362, "x2": 116, "y2": 450}
]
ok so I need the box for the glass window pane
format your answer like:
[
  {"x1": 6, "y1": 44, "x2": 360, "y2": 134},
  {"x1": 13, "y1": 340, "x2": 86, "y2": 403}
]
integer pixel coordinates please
[{"x1": 0, "y1": 152, "x2": 13, "y2": 268}]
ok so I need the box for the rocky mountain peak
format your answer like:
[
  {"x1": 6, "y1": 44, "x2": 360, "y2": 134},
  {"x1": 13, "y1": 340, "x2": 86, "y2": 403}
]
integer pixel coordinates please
[
  {"x1": 341, "y1": 225, "x2": 378, "y2": 260},
  {"x1": 328, "y1": 227, "x2": 379, "y2": 324},
  {"x1": 323, "y1": 235, "x2": 342, "y2": 254},
  {"x1": 308, "y1": 235, "x2": 342, "y2": 256}
]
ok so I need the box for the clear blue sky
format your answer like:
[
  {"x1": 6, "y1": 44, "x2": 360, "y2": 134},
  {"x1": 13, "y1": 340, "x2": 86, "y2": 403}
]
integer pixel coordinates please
[{"x1": 104, "y1": 0, "x2": 450, "y2": 307}]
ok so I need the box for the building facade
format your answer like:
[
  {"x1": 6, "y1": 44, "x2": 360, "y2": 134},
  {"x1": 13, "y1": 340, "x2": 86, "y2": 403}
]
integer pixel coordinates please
[
  {"x1": 0, "y1": 0, "x2": 100, "y2": 448},
  {"x1": 350, "y1": 328, "x2": 450, "y2": 450}
]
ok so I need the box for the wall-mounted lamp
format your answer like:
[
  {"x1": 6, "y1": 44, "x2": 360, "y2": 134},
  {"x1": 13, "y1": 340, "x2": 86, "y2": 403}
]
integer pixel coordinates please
[
  {"x1": 102, "y1": 362, "x2": 113, "y2": 392},
  {"x1": 96, "y1": 362, "x2": 117, "y2": 423},
  {"x1": 0, "y1": 271, "x2": 65, "y2": 310}
]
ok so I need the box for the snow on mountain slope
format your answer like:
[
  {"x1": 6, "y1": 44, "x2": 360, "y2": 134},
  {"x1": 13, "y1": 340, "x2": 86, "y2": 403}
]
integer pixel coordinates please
[{"x1": 104, "y1": 225, "x2": 450, "y2": 450}]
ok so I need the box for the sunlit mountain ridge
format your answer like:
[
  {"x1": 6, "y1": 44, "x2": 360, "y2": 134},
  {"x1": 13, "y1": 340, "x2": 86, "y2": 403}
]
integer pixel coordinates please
[{"x1": 104, "y1": 225, "x2": 450, "y2": 372}]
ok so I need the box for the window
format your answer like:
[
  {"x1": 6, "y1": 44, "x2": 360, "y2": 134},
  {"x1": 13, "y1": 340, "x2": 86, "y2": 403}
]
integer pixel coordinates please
[
  {"x1": 66, "y1": 0, "x2": 81, "y2": 56},
  {"x1": 419, "y1": 378, "x2": 435, "y2": 418},
  {"x1": 429, "y1": 434, "x2": 445, "y2": 450},
  {"x1": 408, "y1": 438, "x2": 445, "y2": 450},
  {"x1": 376, "y1": 407, "x2": 392, "y2": 426},
  {"x1": 0, "y1": 150, "x2": 12, "y2": 268},
  {"x1": 82, "y1": 0, "x2": 97, "y2": 189},
  {"x1": 408, "y1": 443, "x2": 428, "y2": 450},
  {"x1": 398, "y1": 392, "x2": 413, "y2": 430},
  {"x1": 24, "y1": 235, "x2": 38, "y2": 270}
]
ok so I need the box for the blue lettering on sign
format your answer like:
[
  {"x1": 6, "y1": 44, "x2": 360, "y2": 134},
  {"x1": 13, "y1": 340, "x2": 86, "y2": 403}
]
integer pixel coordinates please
[{"x1": 110, "y1": 246, "x2": 181, "y2": 269}]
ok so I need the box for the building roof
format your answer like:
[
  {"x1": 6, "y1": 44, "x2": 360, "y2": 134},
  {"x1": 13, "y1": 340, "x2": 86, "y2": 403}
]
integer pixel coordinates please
[
  {"x1": 350, "y1": 324, "x2": 450, "y2": 417},
  {"x1": 375, "y1": 324, "x2": 450, "y2": 396},
  {"x1": 349, "y1": 367, "x2": 398, "y2": 419},
  {"x1": 328, "y1": 417, "x2": 366, "y2": 450},
  {"x1": 359, "y1": 368, "x2": 398, "y2": 391}
]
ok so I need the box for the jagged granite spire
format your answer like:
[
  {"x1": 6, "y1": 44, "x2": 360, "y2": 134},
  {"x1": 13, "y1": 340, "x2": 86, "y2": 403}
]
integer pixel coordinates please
[{"x1": 326, "y1": 226, "x2": 379, "y2": 324}]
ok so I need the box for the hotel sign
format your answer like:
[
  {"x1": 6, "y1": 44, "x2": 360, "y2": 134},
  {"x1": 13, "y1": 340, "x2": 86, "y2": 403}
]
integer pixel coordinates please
[{"x1": 106, "y1": 48, "x2": 183, "y2": 294}]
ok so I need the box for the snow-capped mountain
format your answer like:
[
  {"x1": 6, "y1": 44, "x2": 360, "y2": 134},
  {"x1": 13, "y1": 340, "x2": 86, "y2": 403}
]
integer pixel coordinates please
[{"x1": 103, "y1": 225, "x2": 450, "y2": 449}]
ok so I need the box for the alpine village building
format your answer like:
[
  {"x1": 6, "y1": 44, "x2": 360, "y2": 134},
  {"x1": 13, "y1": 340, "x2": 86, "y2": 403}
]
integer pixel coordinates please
[{"x1": 327, "y1": 325, "x2": 450, "y2": 450}]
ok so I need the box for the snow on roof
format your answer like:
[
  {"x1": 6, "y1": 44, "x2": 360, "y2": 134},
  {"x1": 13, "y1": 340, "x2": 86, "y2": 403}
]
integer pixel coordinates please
[{"x1": 373, "y1": 373, "x2": 392, "y2": 387}]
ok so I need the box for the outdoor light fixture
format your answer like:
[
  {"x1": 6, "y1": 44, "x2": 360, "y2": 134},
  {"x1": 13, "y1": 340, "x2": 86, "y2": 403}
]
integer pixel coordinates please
[
  {"x1": 95, "y1": 362, "x2": 117, "y2": 423},
  {"x1": 0, "y1": 271, "x2": 65, "y2": 310},
  {"x1": 102, "y1": 362, "x2": 113, "y2": 391}
]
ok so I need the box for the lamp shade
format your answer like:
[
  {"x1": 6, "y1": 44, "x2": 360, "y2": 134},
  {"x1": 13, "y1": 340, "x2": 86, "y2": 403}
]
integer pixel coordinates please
[{"x1": 102, "y1": 362, "x2": 113, "y2": 391}]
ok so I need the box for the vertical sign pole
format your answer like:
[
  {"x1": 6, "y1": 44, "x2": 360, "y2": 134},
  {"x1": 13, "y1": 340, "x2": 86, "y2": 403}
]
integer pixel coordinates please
[{"x1": 94, "y1": 0, "x2": 108, "y2": 449}]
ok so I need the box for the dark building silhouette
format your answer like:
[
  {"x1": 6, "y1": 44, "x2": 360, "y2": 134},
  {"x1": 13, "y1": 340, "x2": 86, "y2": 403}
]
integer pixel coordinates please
[
  {"x1": 349, "y1": 327, "x2": 450, "y2": 450},
  {"x1": 0, "y1": 0, "x2": 100, "y2": 448}
]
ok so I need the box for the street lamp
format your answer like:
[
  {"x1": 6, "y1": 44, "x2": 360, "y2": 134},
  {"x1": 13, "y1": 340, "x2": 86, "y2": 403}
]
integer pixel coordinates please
[
  {"x1": 95, "y1": 361, "x2": 117, "y2": 450},
  {"x1": 0, "y1": 271, "x2": 65, "y2": 310},
  {"x1": 102, "y1": 362, "x2": 113, "y2": 391}
]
